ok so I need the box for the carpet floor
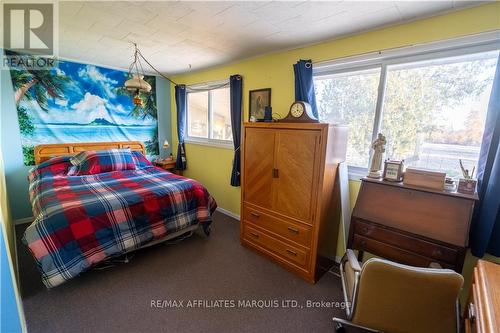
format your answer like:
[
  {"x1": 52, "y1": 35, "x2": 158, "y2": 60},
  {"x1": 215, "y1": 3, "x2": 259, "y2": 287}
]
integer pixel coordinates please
[{"x1": 16, "y1": 211, "x2": 345, "y2": 333}]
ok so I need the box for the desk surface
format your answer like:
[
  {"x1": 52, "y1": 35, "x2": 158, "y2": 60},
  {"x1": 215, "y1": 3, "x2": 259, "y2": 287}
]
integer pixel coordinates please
[{"x1": 361, "y1": 177, "x2": 478, "y2": 201}]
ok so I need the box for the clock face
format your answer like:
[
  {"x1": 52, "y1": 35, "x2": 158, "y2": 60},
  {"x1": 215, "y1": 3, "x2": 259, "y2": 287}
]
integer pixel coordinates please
[{"x1": 290, "y1": 103, "x2": 304, "y2": 118}]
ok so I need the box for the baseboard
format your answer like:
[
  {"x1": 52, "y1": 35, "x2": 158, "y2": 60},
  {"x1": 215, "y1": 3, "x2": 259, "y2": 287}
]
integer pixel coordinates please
[
  {"x1": 215, "y1": 207, "x2": 240, "y2": 221},
  {"x1": 13, "y1": 217, "x2": 34, "y2": 226}
]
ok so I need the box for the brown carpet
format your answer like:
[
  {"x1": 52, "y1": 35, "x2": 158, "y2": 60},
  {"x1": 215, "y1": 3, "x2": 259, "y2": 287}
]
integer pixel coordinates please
[{"x1": 16, "y1": 211, "x2": 345, "y2": 333}]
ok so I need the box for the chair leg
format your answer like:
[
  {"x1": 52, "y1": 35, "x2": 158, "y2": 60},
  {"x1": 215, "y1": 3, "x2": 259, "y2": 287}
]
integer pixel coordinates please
[
  {"x1": 333, "y1": 318, "x2": 344, "y2": 332},
  {"x1": 332, "y1": 318, "x2": 381, "y2": 333},
  {"x1": 334, "y1": 321, "x2": 346, "y2": 333}
]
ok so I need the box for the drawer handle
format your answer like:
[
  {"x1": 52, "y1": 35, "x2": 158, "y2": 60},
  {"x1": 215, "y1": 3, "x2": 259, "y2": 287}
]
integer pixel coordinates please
[
  {"x1": 433, "y1": 249, "x2": 443, "y2": 256},
  {"x1": 286, "y1": 249, "x2": 297, "y2": 256},
  {"x1": 250, "y1": 212, "x2": 260, "y2": 218},
  {"x1": 287, "y1": 227, "x2": 299, "y2": 234},
  {"x1": 361, "y1": 227, "x2": 369, "y2": 234},
  {"x1": 468, "y1": 303, "x2": 476, "y2": 322},
  {"x1": 250, "y1": 232, "x2": 259, "y2": 239}
]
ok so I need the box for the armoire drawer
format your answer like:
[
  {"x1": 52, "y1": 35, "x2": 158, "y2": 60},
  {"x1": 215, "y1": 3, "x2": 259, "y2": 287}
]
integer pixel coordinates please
[
  {"x1": 353, "y1": 219, "x2": 458, "y2": 264},
  {"x1": 243, "y1": 223, "x2": 309, "y2": 268},
  {"x1": 243, "y1": 205, "x2": 312, "y2": 248}
]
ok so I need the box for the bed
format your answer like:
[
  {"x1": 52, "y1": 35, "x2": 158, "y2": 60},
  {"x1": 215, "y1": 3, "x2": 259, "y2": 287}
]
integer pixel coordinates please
[{"x1": 23, "y1": 141, "x2": 217, "y2": 288}]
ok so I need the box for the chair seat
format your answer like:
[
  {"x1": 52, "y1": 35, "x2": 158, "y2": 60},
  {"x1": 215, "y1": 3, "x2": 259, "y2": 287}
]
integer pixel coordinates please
[{"x1": 338, "y1": 249, "x2": 463, "y2": 333}]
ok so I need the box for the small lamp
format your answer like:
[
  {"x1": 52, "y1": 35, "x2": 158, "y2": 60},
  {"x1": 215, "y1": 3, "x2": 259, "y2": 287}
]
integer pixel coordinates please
[{"x1": 163, "y1": 140, "x2": 173, "y2": 160}]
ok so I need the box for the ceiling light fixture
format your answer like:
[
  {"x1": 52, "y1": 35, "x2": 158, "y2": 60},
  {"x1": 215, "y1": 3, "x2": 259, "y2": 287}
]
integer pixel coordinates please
[{"x1": 125, "y1": 43, "x2": 178, "y2": 106}]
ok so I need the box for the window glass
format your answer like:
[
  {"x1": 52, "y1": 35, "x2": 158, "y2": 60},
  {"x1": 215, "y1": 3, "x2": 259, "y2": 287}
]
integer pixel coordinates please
[
  {"x1": 187, "y1": 91, "x2": 208, "y2": 138},
  {"x1": 314, "y1": 48, "x2": 499, "y2": 178},
  {"x1": 211, "y1": 88, "x2": 233, "y2": 141},
  {"x1": 381, "y1": 51, "x2": 499, "y2": 177},
  {"x1": 314, "y1": 68, "x2": 380, "y2": 168}
]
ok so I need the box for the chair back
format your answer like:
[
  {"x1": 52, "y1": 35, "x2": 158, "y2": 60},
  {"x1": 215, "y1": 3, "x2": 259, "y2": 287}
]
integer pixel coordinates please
[{"x1": 352, "y1": 258, "x2": 463, "y2": 333}]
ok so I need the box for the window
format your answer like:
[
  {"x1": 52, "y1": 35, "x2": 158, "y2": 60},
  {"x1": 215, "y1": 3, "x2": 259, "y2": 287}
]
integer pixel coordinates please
[
  {"x1": 187, "y1": 91, "x2": 209, "y2": 138},
  {"x1": 315, "y1": 68, "x2": 380, "y2": 170},
  {"x1": 186, "y1": 85, "x2": 232, "y2": 147},
  {"x1": 314, "y1": 36, "x2": 499, "y2": 178}
]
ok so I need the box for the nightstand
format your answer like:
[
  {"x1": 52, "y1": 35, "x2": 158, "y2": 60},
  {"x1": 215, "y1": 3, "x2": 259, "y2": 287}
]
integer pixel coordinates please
[{"x1": 153, "y1": 159, "x2": 183, "y2": 176}]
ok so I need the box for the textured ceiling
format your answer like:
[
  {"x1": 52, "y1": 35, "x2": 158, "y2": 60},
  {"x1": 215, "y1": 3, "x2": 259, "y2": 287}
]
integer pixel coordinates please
[{"x1": 57, "y1": 1, "x2": 487, "y2": 75}]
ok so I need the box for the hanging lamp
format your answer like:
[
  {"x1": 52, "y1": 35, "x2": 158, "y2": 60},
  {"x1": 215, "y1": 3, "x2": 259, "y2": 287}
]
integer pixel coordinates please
[
  {"x1": 124, "y1": 43, "x2": 179, "y2": 106},
  {"x1": 125, "y1": 43, "x2": 152, "y2": 106}
]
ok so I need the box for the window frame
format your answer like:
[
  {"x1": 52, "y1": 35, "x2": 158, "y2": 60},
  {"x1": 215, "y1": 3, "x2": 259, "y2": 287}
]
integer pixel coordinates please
[
  {"x1": 313, "y1": 31, "x2": 500, "y2": 180},
  {"x1": 185, "y1": 80, "x2": 233, "y2": 149}
]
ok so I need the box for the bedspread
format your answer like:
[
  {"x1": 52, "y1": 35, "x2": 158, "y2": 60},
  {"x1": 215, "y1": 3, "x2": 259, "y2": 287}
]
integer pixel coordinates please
[{"x1": 24, "y1": 163, "x2": 216, "y2": 288}]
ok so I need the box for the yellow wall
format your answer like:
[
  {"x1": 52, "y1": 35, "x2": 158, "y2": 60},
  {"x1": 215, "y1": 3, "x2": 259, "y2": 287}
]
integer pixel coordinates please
[{"x1": 171, "y1": 3, "x2": 500, "y2": 216}]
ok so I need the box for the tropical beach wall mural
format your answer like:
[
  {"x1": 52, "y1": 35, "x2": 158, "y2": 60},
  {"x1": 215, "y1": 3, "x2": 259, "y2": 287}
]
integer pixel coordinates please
[{"x1": 8, "y1": 51, "x2": 158, "y2": 165}]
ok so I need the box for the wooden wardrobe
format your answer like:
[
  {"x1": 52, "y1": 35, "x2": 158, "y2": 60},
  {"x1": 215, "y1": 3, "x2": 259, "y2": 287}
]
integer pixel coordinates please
[{"x1": 240, "y1": 122, "x2": 347, "y2": 283}]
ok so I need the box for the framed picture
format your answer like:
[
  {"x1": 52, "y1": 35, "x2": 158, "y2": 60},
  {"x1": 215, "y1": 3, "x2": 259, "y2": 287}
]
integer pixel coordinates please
[
  {"x1": 249, "y1": 88, "x2": 271, "y2": 121},
  {"x1": 383, "y1": 159, "x2": 404, "y2": 182}
]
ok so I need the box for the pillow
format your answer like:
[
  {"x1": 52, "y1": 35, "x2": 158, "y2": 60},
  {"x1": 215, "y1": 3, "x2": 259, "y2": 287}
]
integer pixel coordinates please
[
  {"x1": 28, "y1": 156, "x2": 74, "y2": 181},
  {"x1": 131, "y1": 151, "x2": 153, "y2": 169},
  {"x1": 70, "y1": 149, "x2": 136, "y2": 175}
]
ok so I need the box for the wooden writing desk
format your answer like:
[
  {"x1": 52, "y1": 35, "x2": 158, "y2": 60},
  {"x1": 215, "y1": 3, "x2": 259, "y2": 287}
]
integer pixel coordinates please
[{"x1": 348, "y1": 177, "x2": 478, "y2": 272}]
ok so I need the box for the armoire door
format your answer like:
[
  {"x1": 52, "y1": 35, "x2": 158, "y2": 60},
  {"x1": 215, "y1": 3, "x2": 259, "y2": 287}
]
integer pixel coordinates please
[
  {"x1": 273, "y1": 130, "x2": 320, "y2": 222},
  {"x1": 243, "y1": 128, "x2": 275, "y2": 209}
]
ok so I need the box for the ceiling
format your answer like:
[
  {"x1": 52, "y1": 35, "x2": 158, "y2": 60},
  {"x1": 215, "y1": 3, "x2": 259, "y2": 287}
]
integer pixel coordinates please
[{"x1": 57, "y1": 1, "x2": 487, "y2": 75}]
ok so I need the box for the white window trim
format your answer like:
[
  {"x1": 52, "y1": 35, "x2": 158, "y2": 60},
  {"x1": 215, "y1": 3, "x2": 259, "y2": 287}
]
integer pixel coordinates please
[
  {"x1": 314, "y1": 31, "x2": 500, "y2": 75},
  {"x1": 185, "y1": 79, "x2": 233, "y2": 149},
  {"x1": 186, "y1": 79, "x2": 229, "y2": 92},
  {"x1": 314, "y1": 30, "x2": 500, "y2": 178},
  {"x1": 184, "y1": 137, "x2": 234, "y2": 150}
]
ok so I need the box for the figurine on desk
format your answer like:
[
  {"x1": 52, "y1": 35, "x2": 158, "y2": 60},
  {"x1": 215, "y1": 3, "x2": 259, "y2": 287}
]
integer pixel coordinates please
[{"x1": 367, "y1": 133, "x2": 386, "y2": 178}]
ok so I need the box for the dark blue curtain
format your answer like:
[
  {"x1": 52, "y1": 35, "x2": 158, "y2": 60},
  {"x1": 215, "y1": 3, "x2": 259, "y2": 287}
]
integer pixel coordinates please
[
  {"x1": 293, "y1": 59, "x2": 318, "y2": 119},
  {"x1": 470, "y1": 54, "x2": 500, "y2": 257},
  {"x1": 175, "y1": 85, "x2": 187, "y2": 170},
  {"x1": 230, "y1": 75, "x2": 242, "y2": 186}
]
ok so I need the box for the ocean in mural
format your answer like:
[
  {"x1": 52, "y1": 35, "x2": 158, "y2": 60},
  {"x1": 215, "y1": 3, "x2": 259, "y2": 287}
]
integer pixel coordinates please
[{"x1": 8, "y1": 52, "x2": 158, "y2": 165}]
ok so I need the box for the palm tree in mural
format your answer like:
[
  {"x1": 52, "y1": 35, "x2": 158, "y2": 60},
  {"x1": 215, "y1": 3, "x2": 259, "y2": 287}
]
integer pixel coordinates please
[
  {"x1": 117, "y1": 75, "x2": 159, "y2": 155},
  {"x1": 8, "y1": 56, "x2": 70, "y2": 111},
  {"x1": 7, "y1": 51, "x2": 70, "y2": 164}
]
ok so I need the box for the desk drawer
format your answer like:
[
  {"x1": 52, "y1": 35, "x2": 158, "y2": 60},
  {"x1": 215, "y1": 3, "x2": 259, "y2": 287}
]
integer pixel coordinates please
[
  {"x1": 243, "y1": 223, "x2": 309, "y2": 268},
  {"x1": 243, "y1": 205, "x2": 312, "y2": 248},
  {"x1": 354, "y1": 219, "x2": 458, "y2": 264},
  {"x1": 352, "y1": 234, "x2": 454, "y2": 269}
]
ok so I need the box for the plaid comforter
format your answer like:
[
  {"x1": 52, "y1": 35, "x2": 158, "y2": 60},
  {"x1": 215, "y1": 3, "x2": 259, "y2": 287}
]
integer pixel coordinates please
[{"x1": 24, "y1": 159, "x2": 216, "y2": 288}]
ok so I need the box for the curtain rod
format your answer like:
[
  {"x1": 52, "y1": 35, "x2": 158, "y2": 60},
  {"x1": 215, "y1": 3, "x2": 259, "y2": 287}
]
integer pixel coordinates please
[{"x1": 312, "y1": 30, "x2": 500, "y2": 66}]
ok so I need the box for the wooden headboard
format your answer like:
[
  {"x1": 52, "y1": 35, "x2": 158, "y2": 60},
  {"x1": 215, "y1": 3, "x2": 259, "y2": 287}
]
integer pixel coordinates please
[{"x1": 34, "y1": 141, "x2": 146, "y2": 164}]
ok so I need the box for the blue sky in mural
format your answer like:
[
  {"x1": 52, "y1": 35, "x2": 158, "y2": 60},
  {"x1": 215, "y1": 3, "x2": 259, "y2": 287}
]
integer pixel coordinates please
[
  {"x1": 29, "y1": 62, "x2": 155, "y2": 126},
  {"x1": 10, "y1": 56, "x2": 158, "y2": 165}
]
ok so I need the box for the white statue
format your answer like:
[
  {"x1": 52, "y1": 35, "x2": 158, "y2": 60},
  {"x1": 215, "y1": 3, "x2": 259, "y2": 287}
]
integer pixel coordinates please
[{"x1": 368, "y1": 133, "x2": 386, "y2": 178}]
